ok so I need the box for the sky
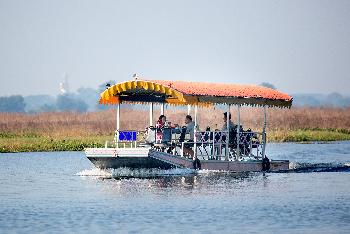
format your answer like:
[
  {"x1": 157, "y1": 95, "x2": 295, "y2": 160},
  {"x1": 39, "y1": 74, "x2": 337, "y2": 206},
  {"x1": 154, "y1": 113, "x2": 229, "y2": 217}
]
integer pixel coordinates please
[{"x1": 1, "y1": 0, "x2": 350, "y2": 96}]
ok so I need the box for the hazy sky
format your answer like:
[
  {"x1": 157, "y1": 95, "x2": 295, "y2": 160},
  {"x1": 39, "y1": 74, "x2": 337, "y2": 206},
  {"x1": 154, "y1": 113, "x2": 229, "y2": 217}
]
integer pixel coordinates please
[{"x1": 1, "y1": 0, "x2": 350, "y2": 96}]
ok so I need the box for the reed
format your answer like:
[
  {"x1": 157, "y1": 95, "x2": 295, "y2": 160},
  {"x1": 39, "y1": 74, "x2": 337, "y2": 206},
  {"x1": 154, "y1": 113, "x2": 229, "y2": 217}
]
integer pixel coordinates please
[
  {"x1": 1, "y1": 107, "x2": 350, "y2": 134},
  {"x1": 1, "y1": 107, "x2": 350, "y2": 152}
]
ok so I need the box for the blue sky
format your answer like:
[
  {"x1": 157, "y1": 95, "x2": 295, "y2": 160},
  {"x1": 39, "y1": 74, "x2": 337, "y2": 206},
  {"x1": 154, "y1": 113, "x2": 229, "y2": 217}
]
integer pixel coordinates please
[{"x1": 1, "y1": 0, "x2": 350, "y2": 96}]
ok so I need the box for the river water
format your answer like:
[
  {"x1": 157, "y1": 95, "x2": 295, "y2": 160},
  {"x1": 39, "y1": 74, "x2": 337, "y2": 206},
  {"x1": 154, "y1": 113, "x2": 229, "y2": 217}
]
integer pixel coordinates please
[{"x1": 0, "y1": 142, "x2": 350, "y2": 233}]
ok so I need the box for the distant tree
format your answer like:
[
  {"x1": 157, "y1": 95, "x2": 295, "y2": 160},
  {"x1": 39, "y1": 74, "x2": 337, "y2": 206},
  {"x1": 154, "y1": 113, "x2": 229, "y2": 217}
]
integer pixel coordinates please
[
  {"x1": 0, "y1": 95, "x2": 26, "y2": 112},
  {"x1": 56, "y1": 94, "x2": 88, "y2": 112},
  {"x1": 24, "y1": 95, "x2": 56, "y2": 112},
  {"x1": 38, "y1": 104, "x2": 57, "y2": 113},
  {"x1": 259, "y1": 82, "x2": 276, "y2": 90},
  {"x1": 343, "y1": 97, "x2": 350, "y2": 107},
  {"x1": 76, "y1": 87, "x2": 99, "y2": 111},
  {"x1": 291, "y1": 93, "x2": 350, "y2": 107},
  {"x1": 292, "y1": 94, "x2": 322, "y2": 107},
  {"x1": 325, "y1": 92, "x2": 349, "y2": 107}
]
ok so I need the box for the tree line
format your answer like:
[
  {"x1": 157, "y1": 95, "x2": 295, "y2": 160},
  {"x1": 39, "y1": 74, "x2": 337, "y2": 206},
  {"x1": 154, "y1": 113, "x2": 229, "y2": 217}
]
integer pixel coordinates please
[
  {"x1": 1, "y1": 81, "x2": 350, "y2": 113},
  {"x1": 0, "y1": 81, "x2": 115, "y2": 113}
]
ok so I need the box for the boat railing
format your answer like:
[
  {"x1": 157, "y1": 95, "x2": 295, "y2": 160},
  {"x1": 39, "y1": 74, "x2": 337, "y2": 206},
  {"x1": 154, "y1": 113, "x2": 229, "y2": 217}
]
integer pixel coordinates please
[
  {"x1": 191, "y1": 130, "x2": 264, "y2": 160},
  {"x1": 181, "y1": 130, "x2": 228, "y2": 160},
  {"x1": 236, "y1": 131, "x2": 265, "y2": 159},
  {"x1": 107, "y1": 129, "x2": 265, "y2": 161}
]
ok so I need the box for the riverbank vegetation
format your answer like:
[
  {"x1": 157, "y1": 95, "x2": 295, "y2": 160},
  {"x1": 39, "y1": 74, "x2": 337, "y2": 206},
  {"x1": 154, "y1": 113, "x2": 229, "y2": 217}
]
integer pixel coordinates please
[{"x1": 1, "y1": 107, "x2": 350, "y2": 152}]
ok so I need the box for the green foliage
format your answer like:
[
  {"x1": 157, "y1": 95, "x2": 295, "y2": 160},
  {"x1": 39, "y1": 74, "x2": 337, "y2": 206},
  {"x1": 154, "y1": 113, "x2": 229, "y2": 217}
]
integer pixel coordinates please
[
  {"x1": 0, "y1": 132, "x2": 40, "y2": 139},
  {"x1": 0, "y1": 135, "x2": 109, "y2": 153},
  {"x1": 268, "y1": 128, "x2": 350, "y2": 142},
  {"x1": 1, "y1": 128, "x2": 350, "y2": 152},
  {"x1": 0, "y1": 132, "x2": 17, "y2": 138}
]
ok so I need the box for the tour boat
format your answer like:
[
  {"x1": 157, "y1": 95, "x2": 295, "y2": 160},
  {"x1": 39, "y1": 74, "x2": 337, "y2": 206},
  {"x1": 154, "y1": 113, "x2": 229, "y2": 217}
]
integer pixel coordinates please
[{"x1": 85, "y1": 78, "x2": 293, "y2": 172}]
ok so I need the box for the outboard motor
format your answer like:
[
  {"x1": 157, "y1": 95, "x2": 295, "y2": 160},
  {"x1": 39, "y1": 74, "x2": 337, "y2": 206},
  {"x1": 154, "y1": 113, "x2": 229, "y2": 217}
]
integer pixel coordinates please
[{"x1": 262, "y1": 156, "x2": 270, "y2": 171}]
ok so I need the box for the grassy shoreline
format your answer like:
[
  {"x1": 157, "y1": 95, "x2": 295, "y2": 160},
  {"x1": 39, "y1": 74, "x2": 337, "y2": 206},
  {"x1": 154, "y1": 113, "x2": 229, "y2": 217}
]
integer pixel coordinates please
[{"x1": 1, "y1": 128, "x2": 350, "y2": 153}]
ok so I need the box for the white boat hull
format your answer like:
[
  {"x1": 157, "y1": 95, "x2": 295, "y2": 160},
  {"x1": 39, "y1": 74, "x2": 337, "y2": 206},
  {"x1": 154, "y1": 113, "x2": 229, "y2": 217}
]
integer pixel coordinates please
[{"x1": 85, "y1": 147, "x2": 289, "y2": 172}]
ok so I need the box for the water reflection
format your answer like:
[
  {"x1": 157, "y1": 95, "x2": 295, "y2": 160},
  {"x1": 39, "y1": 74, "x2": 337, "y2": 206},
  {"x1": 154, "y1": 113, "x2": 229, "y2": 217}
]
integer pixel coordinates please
[
  {"x1": 78, "y1": 161, "x2": 350, "y2": 199},
  {"x1": 82, "y1": 169, "x2": 266, "y2": 199}
]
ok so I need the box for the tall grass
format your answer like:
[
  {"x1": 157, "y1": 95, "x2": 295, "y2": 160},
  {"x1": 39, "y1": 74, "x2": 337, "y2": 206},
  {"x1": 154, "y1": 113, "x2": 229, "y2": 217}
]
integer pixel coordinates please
[
  {"x1": 1, "y1": 107, "x2": 350, "y2": 137},
  {"x1": 1, "y1": 107, "x2": 350, "y2": 152}
]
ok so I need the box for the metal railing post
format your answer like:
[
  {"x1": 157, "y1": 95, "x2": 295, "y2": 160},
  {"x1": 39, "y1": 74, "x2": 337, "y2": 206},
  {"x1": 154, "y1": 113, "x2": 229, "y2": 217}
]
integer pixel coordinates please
[
  {"x1": 225, "y1": 105, "x2": 230, "y2": 161},
  {"x1": 161, "y1": 103, "x2": 164, "y2": 115},
  {"x1": 236, "y1": 105, "x2": 240, "y2": 160},
  {"x1": 149, "y1": 103, "x2": 153, "y2": 126},
  {"x1": 262, "y1": 106, "x2": 267, "y2": 159},
  {"x1": 194, "y1": 105, "x2": 198, "y2": 159}
]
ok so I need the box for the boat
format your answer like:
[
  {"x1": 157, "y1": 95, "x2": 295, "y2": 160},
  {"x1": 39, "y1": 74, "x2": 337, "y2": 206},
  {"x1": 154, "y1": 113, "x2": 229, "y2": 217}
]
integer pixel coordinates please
[{"x1": 85, "y1": 78, "x2": 293, "y2": 172}]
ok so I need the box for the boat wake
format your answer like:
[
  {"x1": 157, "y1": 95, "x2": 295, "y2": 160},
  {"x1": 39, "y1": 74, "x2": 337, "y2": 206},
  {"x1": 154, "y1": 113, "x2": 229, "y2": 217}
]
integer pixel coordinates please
[
  {"x1": 76, "y1": 168, "x2": 113, "y2": 177},
  {"x1": 287, "y1": 162, "x2": 350, "y2": 173},
  {"x1": 76, "y1": 162, "x2": 350, "y2": 178},
  {"x1": 76, "y1": 167, "x2": 196, "y2": 178}
]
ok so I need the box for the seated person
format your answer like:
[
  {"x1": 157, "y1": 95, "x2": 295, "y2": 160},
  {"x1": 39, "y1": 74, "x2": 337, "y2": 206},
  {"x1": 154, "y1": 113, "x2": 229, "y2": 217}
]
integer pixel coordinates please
[
  {"x1": 174, "y1": 115, "x2": 196, "y2": 159},
  {"x1": 155, "y1": 115, "x2": 176, "y2": 144},
  {"x1": 156, "y1": 115, "x2": 166, "y2": 128}
]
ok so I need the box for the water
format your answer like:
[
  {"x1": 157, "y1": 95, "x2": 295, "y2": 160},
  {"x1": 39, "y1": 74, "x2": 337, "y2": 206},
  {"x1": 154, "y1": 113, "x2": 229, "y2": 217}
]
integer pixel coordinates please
[{"x1": 1, "y1": 142, "x2": 350, "y2": 233}]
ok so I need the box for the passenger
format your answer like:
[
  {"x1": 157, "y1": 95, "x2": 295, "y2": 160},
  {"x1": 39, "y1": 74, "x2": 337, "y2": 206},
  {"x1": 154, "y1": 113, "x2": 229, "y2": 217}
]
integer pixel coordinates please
[
  {"x1": 156, "y1": 115, "x2": 175, "y2": 128},
  {"x1": 156, "y1": 115, "x2": 166, "y2": 129},
  {"x1": 221, "y1": 112, "x2": 243, "y2": 150},
  {"x1": 156, "y1": 115, "x2": 167, "y2": 142},
  {"x1": 221, "y1": 112, "x2": 236, "y2": 131},
  {"x1": 175, "y1": 115, "x2": 196, "y2": 159}
]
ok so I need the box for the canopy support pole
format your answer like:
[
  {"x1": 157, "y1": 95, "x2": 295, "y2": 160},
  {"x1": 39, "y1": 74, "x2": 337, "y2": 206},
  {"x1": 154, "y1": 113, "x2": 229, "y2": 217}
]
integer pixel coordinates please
[
  {"x1": 225, "y1": 105, "x2": 230, "y2": 161},
  {"x1": 236, "y1": 105, "x2": 240, "y2": 160},
  {"x1": 149, "y1": 103, "x2": 153, "y2": 126},
  {"x1": 115, "y1": 103, "x2": 120, "y2": 147},
  {"x1": 117, "y1": 103, "x2": 120, "y2": 131},
  {"x1": 194, "y1": 105, "x2": 197, "y2": 126},
  {"x1": 262, "y1": 106, "x2": 267, "y2": 159},
  {"x1": 161, "y1": 103, "x2": 164, "y2": 115},
  {"x1": 194, "y1": 105, "x2": 198, "y2": 159},
  {"x1": 187, "y1": 105, "x2": 191, "y2": 115}
]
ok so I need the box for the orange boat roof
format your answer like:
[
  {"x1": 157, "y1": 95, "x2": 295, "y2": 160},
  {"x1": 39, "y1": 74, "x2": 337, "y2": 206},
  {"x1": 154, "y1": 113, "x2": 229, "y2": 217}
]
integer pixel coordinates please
[{"x1": 100, "y1": 79, "x2": 293, "y2": 108}]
